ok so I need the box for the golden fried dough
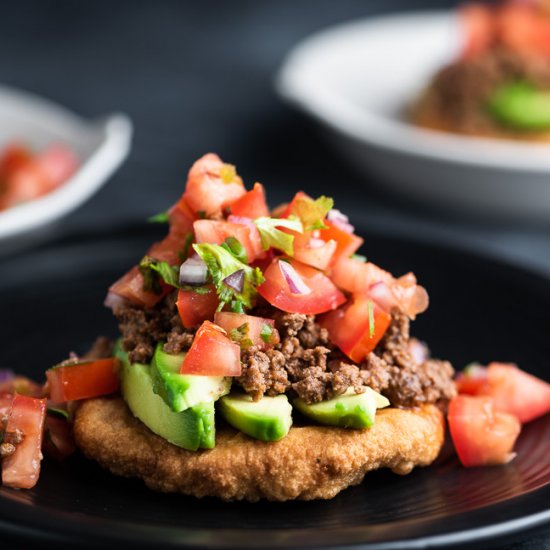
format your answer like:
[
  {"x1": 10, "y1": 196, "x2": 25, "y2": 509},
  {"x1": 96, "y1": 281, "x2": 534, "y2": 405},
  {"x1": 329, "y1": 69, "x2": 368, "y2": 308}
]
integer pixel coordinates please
[{"x1": 74, "y1": 397, "x2": 444, "y2": 502}]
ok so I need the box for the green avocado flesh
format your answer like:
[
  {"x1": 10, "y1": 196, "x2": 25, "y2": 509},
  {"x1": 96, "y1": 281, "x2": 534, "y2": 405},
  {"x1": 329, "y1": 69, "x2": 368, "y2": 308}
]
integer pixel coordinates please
[
  {"x1": 293, "y1": 387, "x2": 390, "y2": 429},
  {"x1": 117, "y1": 349, "x2": 215, "y2": 451},
  {"x1": 488, "y1": 82, "x2": 550, "y2": 131},
  {"x1": 218, "y1": 393, "x2": 293, "y2": 442},
  {"x1": 151, "y1": 344, "x2": 231, "y2": 413}
]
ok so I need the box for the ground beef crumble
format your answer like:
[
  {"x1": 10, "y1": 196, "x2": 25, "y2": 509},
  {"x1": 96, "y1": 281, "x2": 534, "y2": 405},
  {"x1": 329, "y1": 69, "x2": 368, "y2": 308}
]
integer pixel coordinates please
[{"x1": 114, "y1": 293, "x2": 456, "y2": 408}]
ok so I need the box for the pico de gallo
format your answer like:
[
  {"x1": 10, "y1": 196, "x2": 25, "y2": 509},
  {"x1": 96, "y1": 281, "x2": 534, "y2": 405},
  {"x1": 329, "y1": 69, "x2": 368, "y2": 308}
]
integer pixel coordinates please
[
  {"x1": 1, "y1": 153, "x2": 549, "y2": 489},
  {"x1": 0, "y1": 141, "x2": 78, "y2": 211}
]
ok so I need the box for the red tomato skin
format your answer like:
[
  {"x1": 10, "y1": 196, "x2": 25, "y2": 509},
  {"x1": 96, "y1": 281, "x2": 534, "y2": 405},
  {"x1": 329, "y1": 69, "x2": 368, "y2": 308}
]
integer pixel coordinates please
[
  {"x1": 0, "y1": 144, "x2": 32, "y2": 180},
  {"x1": 180, "y1": 321, "x2": 241, "y2": 376},
  {"x1": 182, "y1": 153, "x2": 246, "y2": 216},
  {"x1": 229, "y1": 182, "x2": 269, "y2": 219},
  {"x1": 168, "y1": 201, "x2": 196, "y2": 240},
  {"x1": 2, "y1": 395, "x2": 47, "y2": 489},
  {"x1": 176, "y1": 285, "x2": 219, "y2": 329},
  {"x1": 459, "y1": 4, "x2": 494, "y2": 59},
  {"x1": 455, "y1": 365, "x2": 490, "y2": 395},
  {"x1": 35, "y1": 144, "x2": 78, "y2": 192},
  {"x1": 226, "y1": 215, "x2": 264, "y2": 259},
  {"x1": 46, "y1": 358, "x2": 120, "y2": 403},
  {"x1": 214, "y1": 312, "x2": 279, "y2": 349},
  {"x1": 319, "y1": 297, "x2": 391, "y2": 363},
  {"x1": 258, "y1": 258, "x2": 346, "y2": 315},
  {"x1": 486, "y1": 363, "x2": 550, "y2": 423},
  {"x1": 331, "y1": 257, "x2": 392, "y2": 294},
  {"x1": 448, "y1": 395, "x2": 521, "y2": 467},
  {"x1": 193, "y1": 219, "x2": 257, "y2": 262},
  {"x1": 318, "y1": 220, "x2": 363, "y2": 263}
]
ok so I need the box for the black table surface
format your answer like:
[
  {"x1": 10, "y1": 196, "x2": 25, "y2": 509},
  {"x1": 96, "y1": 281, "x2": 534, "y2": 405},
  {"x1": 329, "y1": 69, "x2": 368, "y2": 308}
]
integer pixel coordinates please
[{"x1": 0, "y1": 1, "x2": 549, "y2": 548}]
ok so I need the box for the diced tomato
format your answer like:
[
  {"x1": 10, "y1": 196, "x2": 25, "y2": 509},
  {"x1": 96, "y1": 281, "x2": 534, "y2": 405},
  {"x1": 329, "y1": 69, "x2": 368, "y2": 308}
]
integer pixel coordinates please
[
  {"x1": 318, "y1": 220, "x2": 363, "y2": 263},
  {"x1": 176, "y1": 285, "x2": 219, "y2": 329},
  {"x1": 319, "y1": 297, "x2": 391, "y2": 363},
  {"x1": 459, "y1": 4, "x2": 494, "y2": 59},
  {"x1": 331, "y1": 257, "x2": 392, "y2": 294},
  {"x1": 182, "y1": 153, "x2": 246, "y2": 216},
  {"x1": 227, "y1": 215, "x2": 264, "y2": 259},
  {"x1": 34, "y1": 144, "x2": 78, "y2": 192},
  {"x1": 2, "y1": 395, "x2": 47, "y2": 489},
  {"x1": 180, "y1": 321, "x2": 241, "y2": 376},
  {"x1": 497, "y1": 4, "x2": 550, "y2": 59},
  {"x1": 455, "y1": 364, "x2": 490, "y2": 395},
  {"x1": 194, "y1": 219, "x2": 258, "y2": 263},
  {"x1": 214, "y1": 312, "x2": 279, "y2": 349},
  {"x1": 0, "y1": 144, "x2": 32, "y2": 180},
  {"x1": 448, "y1": 395, "x2": 520, "y2": 467},
  {"x1": 46, "y1": 358, "x2": 120, "y2": 403},
  {"x1": 229, "y1": 182, "x2": 269, "y2": 219},
  {"x1": 258, "y1": 258, "x2": 346, "y2": 315},
  {"x1": 278, "y1": 191, "x2": 308, "y2": 218},
  {"x1": 292, "y1": 231, "x2": 337, "y2": 271},
  {"x1": 168, "y1": 201, "x2": 196, "y2": 240},
  {"x1": 457, "y1": 363, "x2": 550, "y2": 424},
  {"x1": 43, "y1": 414, "x2": 75, "y2": 460}
]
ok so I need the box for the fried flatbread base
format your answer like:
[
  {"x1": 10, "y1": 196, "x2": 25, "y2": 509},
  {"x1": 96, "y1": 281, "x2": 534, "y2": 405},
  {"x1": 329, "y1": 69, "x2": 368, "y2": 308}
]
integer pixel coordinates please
[{"x1": 74, "y1": 397, "x2": 444, "y2": 502}]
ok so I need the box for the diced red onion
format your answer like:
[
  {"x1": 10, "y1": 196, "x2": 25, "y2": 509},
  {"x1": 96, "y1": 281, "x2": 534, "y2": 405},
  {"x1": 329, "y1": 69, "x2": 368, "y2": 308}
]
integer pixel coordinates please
[
  {"x1": 179, "y1": 257, "x2": 208, "y2": 285},
  {"x1": 327, "y1": 209, "x2": 354, "y2": 234},
  {"x1": 104, "y1": 291, "x2": 129, "y2": 310},
  {"x1": 227, "y1": 215, "x2": 253, "y2": 227},
  {"x1": 368, "y1": 281, "x2": 397, "y2": 312},
  {"x1": 223, "y1": 269, "x2": 245, "y2": 293},
  {"x1": 0, "y1": 369, "x2": 14, "y2": 383},
  {"x1": 308, "y1": 237, "x2": 326, "y2": 249},
  {"x1": 279, "y1": 260, "x2": 311, "y2": 295},
  {"x1": 408, "y1": 338, "x2": 429, "y2": 365}
]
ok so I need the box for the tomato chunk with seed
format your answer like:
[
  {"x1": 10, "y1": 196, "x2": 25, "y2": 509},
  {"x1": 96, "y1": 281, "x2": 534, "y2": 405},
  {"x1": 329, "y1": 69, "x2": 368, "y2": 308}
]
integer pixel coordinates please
[
  {"x1": 318, "y1": 220, "x2": 363, "y2": 263},
  {"x1": 176, "y1": 285, "x2": 219, "y2": 328},
  {"x1": 180, "y1": 321, "x2": 241, "y2": 376},
  {"x1": 456, "y1": 363, "x2": 550, "y2": 424},
  {"x1": 319, "y1": 297, "x2": 391, "y2": 363},
  {"x1": 448, "y1": 395, "x2": 520, "y2": 467},
  {"x1": 2, "y1": 395, "x2": 47, "y2": 489},
  {"x1": 258, "y1": 258, "x2": 346, "y2": 315},
  {"x1": 46, "y1": 358, "x2": 120, "y2": 403},
  {"x1": 214, "y1": 312, "x2": 278, "y2": 349},
  {"x1": 292, "y1": 231, "x2": 337, "y2": 270},
  {"x1": 229, "y1": 182, "x2": 269, "y2": 219},
  {"x1": 182, "y1": 153, "x2": 246, "y2": 216}
]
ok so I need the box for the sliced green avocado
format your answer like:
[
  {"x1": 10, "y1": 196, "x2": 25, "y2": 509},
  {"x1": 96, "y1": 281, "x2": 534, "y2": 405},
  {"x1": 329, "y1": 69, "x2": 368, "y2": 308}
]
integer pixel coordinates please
[
  {"x1": 118, "y1": 350, "x2": 215, "y2": 450},
  {"x1": 487, "y1": 82, "x2": 550, "y2": 131},
  {"x1": 293, "y1": 387, "x2": 390, "y2": 429},
  {"x1": 151, "y1": 344, "x2": 231, "y2": 413},
  {"x1": 218, "y1": 393, "x2": 293, "y2": 442}
]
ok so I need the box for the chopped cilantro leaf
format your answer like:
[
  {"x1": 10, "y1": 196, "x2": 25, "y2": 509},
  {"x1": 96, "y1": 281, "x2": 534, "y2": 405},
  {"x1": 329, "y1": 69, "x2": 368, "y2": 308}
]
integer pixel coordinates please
[
  {"x1": 292, "y1": 195, "x2": 334, "y2": 231},
  {"x1": 254, "y1": 216, "x2": 303, "y2": 256},
  {"x1": 260, "y1": 323, "x2": 273, "y2": 344},
  {"x1": 147, "y1": 211, "x2": 170, "y2": 224},
  {"x1": 367, "y1": 300, "x2": 375, "y2": 339},
  {"x1": 193, "y1": 243, "x2": 264, "y2": 311},
  {"x1": 229, "y1": 323, "x2": 254, "y2": 349}
]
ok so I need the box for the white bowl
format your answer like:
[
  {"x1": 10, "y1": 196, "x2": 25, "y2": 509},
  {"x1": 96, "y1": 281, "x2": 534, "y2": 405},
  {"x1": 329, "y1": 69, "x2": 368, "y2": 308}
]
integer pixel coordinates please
[
  {"x1": 0, "y1": 85, "x2": 132, "y2": 242},
  {"x1": 277, "y1": 11, "x2": 550, "y2": 221}
]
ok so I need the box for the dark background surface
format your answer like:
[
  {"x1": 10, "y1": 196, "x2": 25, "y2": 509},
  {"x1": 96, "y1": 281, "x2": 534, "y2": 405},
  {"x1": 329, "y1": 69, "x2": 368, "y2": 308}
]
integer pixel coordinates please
[{"x1": 0, "y1": 0, "x2": 549, "y2": 548}]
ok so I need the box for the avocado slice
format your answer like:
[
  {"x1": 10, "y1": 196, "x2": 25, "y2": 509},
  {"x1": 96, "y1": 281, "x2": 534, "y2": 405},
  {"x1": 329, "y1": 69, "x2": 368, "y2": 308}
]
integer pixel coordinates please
[
  {"x1": 293, "y1": 387, "x2": 390, "y2": 429},
  {"x1": 487, "y1": 82, "x2": 550, "y2": 131},
  {"x1": 118, "y1": 350, "x2": 215, "y2": 450},
  {"x1": 151, "y1": 344, "x2": 231, "y2": 413},
  {"x1": 218, "y1": 393, "x2": 293, "y2": 442}
]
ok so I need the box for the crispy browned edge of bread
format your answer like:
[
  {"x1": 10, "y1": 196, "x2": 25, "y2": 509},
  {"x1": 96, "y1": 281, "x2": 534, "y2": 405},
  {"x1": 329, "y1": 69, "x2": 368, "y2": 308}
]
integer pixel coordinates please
[{"x1": 73, "y1": 397, "x2": 445, "y2": 502}]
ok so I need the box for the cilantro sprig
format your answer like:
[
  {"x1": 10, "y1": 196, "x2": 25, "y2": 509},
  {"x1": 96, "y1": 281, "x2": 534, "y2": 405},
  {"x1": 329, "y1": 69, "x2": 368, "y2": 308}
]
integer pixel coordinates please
[
  {"x1": 193, "y1": 243, "x2": 264, "y2": 312},
  {"x1": 291, "y1": 195, "x2": 334, "y2": 231},
  {"x1": 253, "y1": 216, "x2": 303, "y2": 256}
]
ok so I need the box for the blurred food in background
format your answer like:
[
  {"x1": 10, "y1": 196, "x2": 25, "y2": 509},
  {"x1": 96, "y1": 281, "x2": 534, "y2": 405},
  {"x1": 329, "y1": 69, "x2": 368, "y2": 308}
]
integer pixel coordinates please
[
  {"x1": 412, "y1": 0, "x2": 550, "y2": 140},
  {"x1": 0, "y1": 142, "x2": 78, "y2": 211}
]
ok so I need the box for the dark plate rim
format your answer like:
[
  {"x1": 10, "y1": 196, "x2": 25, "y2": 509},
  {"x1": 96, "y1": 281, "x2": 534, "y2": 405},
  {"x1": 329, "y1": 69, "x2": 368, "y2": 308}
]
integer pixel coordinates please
[{"x1": 0, "y1": 224, "x2": 549, "y2": 549}]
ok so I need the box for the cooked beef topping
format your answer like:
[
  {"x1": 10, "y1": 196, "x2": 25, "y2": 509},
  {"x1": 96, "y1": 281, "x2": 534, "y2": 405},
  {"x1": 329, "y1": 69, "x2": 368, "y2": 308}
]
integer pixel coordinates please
[
  {"x1": 113, "y1": 291, "x2": 194, "y2": 364},
  {"x1": 114, "y1": 294, "x2": 455, "y2": 407},
  {"x1": 415, "y1": 48, "x2": 550, "y2": 134}
]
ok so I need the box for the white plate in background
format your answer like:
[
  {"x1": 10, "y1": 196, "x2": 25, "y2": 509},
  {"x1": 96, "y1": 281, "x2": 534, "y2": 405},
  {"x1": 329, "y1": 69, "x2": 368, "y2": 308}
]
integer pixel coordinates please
[
  {"x1": 0, "y1": 85, "x2": 132, "y2": 242},
  {"x1": 276, "y1": 11, "x2": 550, "y2": 221}
]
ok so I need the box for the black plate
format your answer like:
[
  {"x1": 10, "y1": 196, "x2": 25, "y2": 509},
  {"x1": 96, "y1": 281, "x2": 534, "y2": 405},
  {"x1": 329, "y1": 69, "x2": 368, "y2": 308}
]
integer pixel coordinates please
[{"x1": 0, "y1": 225, "x2": 549, "y2": 550}]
